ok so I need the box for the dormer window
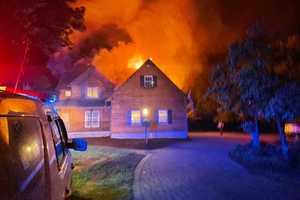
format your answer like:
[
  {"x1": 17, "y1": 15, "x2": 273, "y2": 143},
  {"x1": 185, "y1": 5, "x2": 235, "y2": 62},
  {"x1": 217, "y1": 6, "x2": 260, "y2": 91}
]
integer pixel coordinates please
[
  {"x1": 87, "y1": 87, "x2": 99, "y2": 98},
  {"x1": 141, "y1": 75, "x2": 157, "y2": 88},
  {"x1": 64, "y1": 90, "x2": 72, "y2": 97}
]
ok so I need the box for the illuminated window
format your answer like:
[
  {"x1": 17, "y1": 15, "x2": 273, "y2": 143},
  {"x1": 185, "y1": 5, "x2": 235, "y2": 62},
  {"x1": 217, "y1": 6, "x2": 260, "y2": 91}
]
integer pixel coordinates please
[
  {"x1": 144, "y1": 75, "x2": 154, "y2": 88},
  {"x1": 85, "y1": 110, "x2": 100, "y2": 128},
  {"x1": 131, "y1": 110, "x2": 141, "y2": 124},
  {"x1": 158, "y1": 110, "x2": 168, "y2": 123},
  {"x1": 87, "y1": 87, "x2": 99, "y2": 98},
  {"x1": 64, "y1": 90, "x2": 71, "y2": 97}
]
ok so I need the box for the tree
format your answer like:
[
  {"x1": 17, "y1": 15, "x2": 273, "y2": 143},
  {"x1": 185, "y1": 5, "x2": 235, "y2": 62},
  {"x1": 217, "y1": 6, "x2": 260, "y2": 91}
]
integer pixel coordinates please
[
  {"x1": 263, "y1": 34, "x2": 300, "y2": 157},
  {"x1": 208, "y1": 24, "x2": 275, "y2": 150},
  {"x1": 209, "y1": 24, "x2": 300, "y2": 156},
  {"x1": 0, "y1": 0, "x2": 85, "y2": 87},
  {"x1": 264, "y1": 83, "x2": 300, "y2": 157}
]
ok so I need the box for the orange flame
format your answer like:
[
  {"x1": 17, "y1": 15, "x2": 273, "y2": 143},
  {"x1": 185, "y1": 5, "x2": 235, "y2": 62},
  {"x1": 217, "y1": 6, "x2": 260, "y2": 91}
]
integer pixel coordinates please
[
  {"x1": 128, "y1": 56, "x2": 144, "y2": 70},
  {"x1": 72, "y1": 0, "x2": 241, "y2": 90}
]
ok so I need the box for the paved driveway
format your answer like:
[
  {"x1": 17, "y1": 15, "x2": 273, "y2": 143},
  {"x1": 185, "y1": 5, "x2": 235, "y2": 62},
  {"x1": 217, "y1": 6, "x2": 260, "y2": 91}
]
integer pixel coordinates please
[{"x1": 134, "y1": 133, "x2": 300, "y2": 200}]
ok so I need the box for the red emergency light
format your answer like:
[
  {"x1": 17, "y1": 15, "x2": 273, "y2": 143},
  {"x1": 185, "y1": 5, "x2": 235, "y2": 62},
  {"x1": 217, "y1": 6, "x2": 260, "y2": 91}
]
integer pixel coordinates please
[{"x1": 0, "y1": 86, "x2": 50, "y2": 101}]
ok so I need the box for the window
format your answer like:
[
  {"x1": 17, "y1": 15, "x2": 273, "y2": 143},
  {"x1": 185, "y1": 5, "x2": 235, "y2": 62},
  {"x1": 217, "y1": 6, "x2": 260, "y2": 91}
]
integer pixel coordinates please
[
  {"x1": 87, "y1": 87, "x2": 99, "y2": 98},
  {"x1": 158, "y1": 110, "x2": 168, "y2": 123},
  {"x1": 50, "y1": 120, "x2": 66, "y2": 168},
  {"x1": 130, "y1": 110, "x2": 141, "y2": 124},
  {"x1": 144, "y1": 75, "x2": 154, "y2": 88},
  {"x1": 85, "y1": 110, "x2": 100, "y2": 128},
  {"x1": 141, "y1": 75, "x2": 157, "y2": 88},
  {"x1": 157, "y1": 109, "x2": 172, "y2": 124},
  {"x1": 64, "y1": 90, "x2": 71, "y2": 97}
]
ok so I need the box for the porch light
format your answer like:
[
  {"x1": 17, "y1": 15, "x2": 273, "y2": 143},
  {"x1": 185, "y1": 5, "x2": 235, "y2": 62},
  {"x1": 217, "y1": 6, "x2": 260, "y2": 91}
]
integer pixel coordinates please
[{"x1": 142, "y1": 108, "x2": 149, "y2": 117}]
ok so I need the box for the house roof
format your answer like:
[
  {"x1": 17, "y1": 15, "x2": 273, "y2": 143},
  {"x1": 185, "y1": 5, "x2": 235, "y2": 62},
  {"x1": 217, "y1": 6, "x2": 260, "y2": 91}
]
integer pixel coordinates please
[
  {"x1": 113, "y1": 59, "x2": 186, "y2": 96},
  {"x1": 56, "y1": 65, "x2": 114, "y2": 90}
]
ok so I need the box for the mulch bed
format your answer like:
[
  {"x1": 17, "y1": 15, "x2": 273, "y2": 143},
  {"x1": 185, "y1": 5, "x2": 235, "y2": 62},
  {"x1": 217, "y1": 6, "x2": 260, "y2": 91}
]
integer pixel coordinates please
[
  {"x1": 85, "y1": 137, "x2": 190, "y2": 150},
  {"x1": 229, "y1": 141, "x2": 300, "y2": 183}
]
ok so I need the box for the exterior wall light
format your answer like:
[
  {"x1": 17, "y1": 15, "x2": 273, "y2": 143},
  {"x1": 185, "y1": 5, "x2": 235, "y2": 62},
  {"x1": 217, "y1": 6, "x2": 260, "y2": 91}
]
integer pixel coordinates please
[
  {"x1": 142, "y1": 108, "x2": 149, "y2": 118},
  {"x1": 142, "y1": 108, "x2": 150, "y2": 145}
]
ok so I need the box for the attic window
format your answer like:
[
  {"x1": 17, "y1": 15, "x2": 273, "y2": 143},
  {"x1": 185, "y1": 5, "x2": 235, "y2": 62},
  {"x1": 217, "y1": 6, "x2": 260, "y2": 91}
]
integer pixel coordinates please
[
  {"x1": 141, "y1": 75, "x2": 157, "y2": 88},
  {"x1": 87, "y1": 87, "x2": 98, "y2": 98},
  {"x1": 64, "y1": 90, "x2": 71, "y2": 97},
  {"x1": 144, "y1": 75, "x2": 153, "y2": 88}
]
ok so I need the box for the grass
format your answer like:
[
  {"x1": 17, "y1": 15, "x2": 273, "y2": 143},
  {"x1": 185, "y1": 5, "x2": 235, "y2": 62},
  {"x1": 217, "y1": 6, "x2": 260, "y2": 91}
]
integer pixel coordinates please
[{"x1": 70, "y1": 145, "x2": 145, "y2": 200}]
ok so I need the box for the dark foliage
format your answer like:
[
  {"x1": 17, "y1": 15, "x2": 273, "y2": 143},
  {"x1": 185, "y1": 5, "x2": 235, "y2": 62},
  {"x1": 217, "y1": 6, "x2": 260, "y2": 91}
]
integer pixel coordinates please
[
  {"x1": 229, "y1": 142, "x2": 300, "y2": 173},
  {"x1": 207, "y1": 23, "x2": 300, "y2": 156},
  {"x1": 0, "y1": 0, "x2": 85, "y2": 89}
]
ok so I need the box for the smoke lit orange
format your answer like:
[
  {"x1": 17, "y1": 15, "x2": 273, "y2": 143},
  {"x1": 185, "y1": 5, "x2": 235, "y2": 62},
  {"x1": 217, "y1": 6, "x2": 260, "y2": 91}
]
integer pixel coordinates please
[{"x1": 72, "y1": 0, "x2": 207, "y2": 90}]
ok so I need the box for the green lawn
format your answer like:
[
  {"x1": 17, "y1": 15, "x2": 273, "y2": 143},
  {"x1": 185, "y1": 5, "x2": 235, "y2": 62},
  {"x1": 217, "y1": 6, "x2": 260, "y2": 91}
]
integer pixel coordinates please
[{"x1": 70, "y1": 145, "x2": 145, "y2": 200}]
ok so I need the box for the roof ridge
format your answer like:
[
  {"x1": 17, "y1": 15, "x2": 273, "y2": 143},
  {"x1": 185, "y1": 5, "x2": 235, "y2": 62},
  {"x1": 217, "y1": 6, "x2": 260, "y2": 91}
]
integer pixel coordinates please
[{"x1": 113, "y1": 59, "x2": 185, "y2": 95}]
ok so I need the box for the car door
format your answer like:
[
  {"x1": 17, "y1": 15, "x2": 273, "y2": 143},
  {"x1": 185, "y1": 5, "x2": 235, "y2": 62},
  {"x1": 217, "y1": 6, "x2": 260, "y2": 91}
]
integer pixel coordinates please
[
  {"x1": 0, "y1": 116, "x2": 49, "y2": 200},
  {"x1": 49, "y1": 118, "x2": 72, "y2": 199}
]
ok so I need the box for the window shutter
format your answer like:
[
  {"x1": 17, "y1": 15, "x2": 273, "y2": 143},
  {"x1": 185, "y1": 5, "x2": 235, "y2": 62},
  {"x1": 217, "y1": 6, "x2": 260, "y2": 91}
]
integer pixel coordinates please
[
  {"x1": 155, "y1": 110, "x2": 159, "y2": 123},
  {"x1": 140, "y1": 75, "x2": 144, "y2": 87},
  {"x1": 168, "y1": 110, "x2": 173, "y2": 124},
  {"x1": 127, "y1": 111, "x2": 132, "y2": 125},
  {"x1": 153, "y1": 75, "x2": 157, "y2": 87}
]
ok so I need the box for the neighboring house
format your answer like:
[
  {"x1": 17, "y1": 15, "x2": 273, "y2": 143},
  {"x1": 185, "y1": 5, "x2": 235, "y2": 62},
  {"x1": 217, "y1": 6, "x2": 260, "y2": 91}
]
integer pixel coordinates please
[
  {"x1": 110, "y1": 59, "x2": 188, "y2": 139},
  {"x1": 55, "y1": 66, "x2": 114, "y2": 138}
]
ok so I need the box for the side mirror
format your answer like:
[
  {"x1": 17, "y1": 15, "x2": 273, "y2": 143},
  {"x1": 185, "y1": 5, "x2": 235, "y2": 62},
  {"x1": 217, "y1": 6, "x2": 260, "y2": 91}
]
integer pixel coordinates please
[{"x1": 69, "y1": 138, "x2": 88, "y2": 151}]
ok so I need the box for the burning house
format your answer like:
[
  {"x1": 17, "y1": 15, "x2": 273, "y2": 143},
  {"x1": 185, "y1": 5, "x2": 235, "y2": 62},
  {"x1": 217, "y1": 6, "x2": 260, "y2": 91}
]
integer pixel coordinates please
[
  {"x1": 55, "y1": 66, "x2": 114, "y2": 138},
  {"x1": 56, "y1": 59, "x2": 188, "y2": 139},
  {"x1": 110, "y1": 59, "x2": 188, "y2": 139}
]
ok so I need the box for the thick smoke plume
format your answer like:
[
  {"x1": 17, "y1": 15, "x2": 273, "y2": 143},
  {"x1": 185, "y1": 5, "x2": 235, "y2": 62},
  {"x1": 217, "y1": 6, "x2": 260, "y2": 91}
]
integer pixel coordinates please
[
  {"x1": 54, "y1": 0, "x2": 300, "y2": 90},
  {"x1": 48, "y1": 24, "x2": 132, "y2": 78}
]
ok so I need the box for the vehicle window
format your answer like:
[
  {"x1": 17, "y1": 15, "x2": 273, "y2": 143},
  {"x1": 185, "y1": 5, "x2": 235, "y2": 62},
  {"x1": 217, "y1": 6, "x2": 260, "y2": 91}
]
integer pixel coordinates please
[
  {"x1": 50, "y1": 120, "x2": 66, "y2": 169},
  {"x1": 0, "y1": 116, "x2": 45, "y2": 198},
  {"x1": 56, "y1": 118, "x2": 69, "y2": 143}
]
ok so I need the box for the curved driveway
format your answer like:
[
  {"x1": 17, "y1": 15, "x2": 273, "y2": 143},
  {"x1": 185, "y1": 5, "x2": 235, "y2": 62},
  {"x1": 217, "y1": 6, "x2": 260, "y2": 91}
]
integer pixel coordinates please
[{"x1": 134, "y1": 133, "x2": 300, "y2": 200}]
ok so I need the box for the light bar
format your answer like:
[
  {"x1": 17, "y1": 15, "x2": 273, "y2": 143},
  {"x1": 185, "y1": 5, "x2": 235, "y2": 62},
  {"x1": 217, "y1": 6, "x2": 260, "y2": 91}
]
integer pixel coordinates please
[{"x1": 0, "y1": 86, "x2": 52, "y2": 102}]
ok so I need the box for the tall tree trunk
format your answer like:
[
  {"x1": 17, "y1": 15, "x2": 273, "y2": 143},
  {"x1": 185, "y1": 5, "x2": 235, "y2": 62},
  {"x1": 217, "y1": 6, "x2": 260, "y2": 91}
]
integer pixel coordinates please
[
  {"x1": 276, "y1": 119, "x2": 289, "y2": 158},
  {"x1": 251, "y1": 118, "x2": 260, "y2": 150}
]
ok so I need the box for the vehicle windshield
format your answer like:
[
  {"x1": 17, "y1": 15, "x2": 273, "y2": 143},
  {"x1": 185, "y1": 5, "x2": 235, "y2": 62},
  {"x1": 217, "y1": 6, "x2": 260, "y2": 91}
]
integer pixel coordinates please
[{"x1": 0, "y1": 116, "x2": 45, "y2": 200}]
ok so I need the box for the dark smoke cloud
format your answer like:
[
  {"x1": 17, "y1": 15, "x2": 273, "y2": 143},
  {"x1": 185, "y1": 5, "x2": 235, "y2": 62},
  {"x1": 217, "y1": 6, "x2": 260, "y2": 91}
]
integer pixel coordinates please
[
  {"x1": 71, "y1": 24, "x2": 132, "y2": 60},
  {"x1": 48, "y1": 23, "x2": 132, "y2": 77}
]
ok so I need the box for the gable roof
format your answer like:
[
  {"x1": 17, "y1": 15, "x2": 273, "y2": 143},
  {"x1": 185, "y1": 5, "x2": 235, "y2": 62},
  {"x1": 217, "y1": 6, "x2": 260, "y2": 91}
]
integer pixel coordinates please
[
  {"x1": 114, "y1": 59, "x2": 185, "y2": 96},
  {"x1": 57, "y1": 66, "x2": 114, "y2": 89}
]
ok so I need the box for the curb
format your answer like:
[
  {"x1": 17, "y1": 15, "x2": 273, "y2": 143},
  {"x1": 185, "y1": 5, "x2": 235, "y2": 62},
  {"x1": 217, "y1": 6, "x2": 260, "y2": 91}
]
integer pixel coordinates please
[{"x1": 133, "y1": 153, "x2": 152, "y2": 200}]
